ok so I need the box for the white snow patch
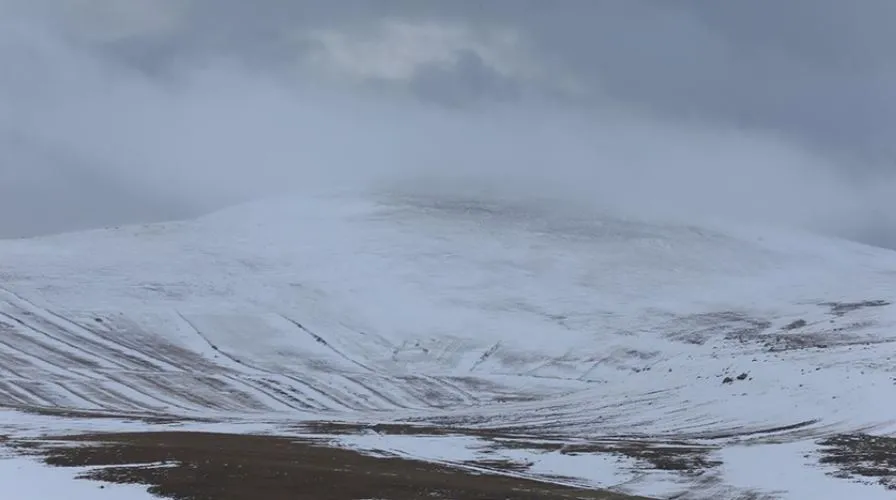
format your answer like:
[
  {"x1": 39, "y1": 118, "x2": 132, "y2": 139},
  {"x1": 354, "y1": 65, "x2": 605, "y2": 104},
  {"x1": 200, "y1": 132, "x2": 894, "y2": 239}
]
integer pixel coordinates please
[
  {"x1": 500, "y1": 448, "x2": 636, "y2": 487},
  {"x1": 715, "y1": 441, "x2": 895, "y2": 500},
  {"x1": 330, "y1": 432, "x2": 484, "y2": 463},
  {"x1": 0, "y1": 455, "x2": 156, "y2": 500}
]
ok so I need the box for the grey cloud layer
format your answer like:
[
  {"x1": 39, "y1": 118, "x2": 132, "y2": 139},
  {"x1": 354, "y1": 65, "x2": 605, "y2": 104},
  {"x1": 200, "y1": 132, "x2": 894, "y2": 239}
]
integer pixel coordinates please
[
  {"x1": 76, "y1": 0, "x2": 896, "y2": 163},
  {"x1": 2, "y1": 1, "x2": 896, "y2": 247}
]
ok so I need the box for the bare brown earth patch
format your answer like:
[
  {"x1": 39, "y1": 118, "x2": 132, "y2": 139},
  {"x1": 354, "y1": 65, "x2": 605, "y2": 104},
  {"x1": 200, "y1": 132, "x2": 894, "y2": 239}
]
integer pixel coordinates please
[
  {"x1": 818, "y1": 433, "x2": 896, "y2": 490},
  {"x1": 9, "y1": 431, "x2": 652, "y2": 500}
]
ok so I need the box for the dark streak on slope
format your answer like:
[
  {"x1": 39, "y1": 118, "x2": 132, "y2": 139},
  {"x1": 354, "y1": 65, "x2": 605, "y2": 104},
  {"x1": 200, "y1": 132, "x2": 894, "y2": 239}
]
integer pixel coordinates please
[
  {"x1": 279, "y1": 315, "x2": 375, "y2": 373},
  {"x1": 0, "y1": 314, "x2": 107, "y2": 370},
  {"x1": 175, "y1": 312, "x2": 272, "y2": 375},
  {"x1": 470, "y1": 341, "x2": 502, "y2": 372}
]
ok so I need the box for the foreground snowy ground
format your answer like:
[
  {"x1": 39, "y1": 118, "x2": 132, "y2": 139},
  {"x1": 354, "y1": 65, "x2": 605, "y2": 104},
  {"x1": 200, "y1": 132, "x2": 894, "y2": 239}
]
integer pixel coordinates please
[
  {"x1": 0, "y1": 457, "x2": 156, "y2": 500},
  {"x1": 1, "y1": 190, "x2": 895, "y2": 498}
]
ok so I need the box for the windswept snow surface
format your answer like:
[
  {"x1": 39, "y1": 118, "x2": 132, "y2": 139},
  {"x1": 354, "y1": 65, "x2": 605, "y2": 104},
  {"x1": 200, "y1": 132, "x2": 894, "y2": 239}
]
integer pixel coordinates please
[{"x1": 2, "y1": 191, "x2": 896, "y2": 498}]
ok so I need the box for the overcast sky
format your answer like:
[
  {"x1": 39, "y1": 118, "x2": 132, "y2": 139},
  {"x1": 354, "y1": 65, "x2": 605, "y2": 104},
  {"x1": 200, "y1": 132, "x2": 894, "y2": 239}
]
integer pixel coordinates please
[
  {"x1": 3, "y1": 0, "x2": 896, "y2": 246},
  {"x1": 50, "y1": 0, "x2": 896, "y2": 163}
]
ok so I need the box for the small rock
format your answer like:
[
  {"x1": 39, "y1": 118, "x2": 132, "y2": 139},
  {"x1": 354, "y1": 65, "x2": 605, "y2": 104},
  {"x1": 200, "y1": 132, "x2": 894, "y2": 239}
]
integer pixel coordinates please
[
  {"x1": 783, "y1": 319, "x2": 807, "y2": 330},
  {"x1": 722, "y1": 376, "x2": 734, "y2": 384},
  {"x1": 736, "y1": 372, "x2": 749, "y2": 381}
]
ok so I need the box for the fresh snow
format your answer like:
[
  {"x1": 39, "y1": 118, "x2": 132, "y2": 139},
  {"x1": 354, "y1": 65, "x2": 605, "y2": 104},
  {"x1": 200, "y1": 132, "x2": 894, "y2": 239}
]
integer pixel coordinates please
[
  {"x1": 714, "y1": 441, "x2": 896, "y2": 500},
  {"x1": 1, "y1": 190, "x2": 896, "y2": 498},
  {"x1": 0, "y1": 455, "x2": 157, "y2": 500}
]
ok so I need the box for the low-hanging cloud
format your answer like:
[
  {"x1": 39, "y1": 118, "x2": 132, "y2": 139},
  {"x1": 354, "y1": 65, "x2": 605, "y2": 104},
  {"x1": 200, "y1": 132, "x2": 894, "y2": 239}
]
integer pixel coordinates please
[{"x1": 2, "y1": 2, "x2": 895, "y2": 249}]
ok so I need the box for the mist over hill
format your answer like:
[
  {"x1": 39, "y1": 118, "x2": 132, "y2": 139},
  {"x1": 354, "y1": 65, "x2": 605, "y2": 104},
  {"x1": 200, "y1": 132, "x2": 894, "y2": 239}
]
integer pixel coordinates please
[{"x1": 2, "y1": 1, "x2": 895, "y2": 248}]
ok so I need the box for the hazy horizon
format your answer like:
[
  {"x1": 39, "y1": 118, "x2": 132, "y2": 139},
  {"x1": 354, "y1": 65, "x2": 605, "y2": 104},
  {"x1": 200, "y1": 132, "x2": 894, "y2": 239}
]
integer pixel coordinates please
[{"x1": 3, "y1": 0, "x2": 896, "y2": 248}]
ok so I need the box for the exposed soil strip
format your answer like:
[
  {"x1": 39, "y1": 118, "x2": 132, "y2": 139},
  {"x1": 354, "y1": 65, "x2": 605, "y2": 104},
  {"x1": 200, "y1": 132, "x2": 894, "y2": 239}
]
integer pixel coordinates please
[
  {"x1": 818, "y1": 433, "x2": 896, "y2": 490},
  {"x1": 10, "y1": 431, "x2": 652, "y2": 500}
]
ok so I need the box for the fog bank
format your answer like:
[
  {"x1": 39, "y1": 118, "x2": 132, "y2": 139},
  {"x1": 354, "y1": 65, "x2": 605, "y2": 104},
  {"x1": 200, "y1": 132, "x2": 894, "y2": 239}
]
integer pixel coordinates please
[{"x1": 2, "y1": 2, "x2": 895, "y2": 248}]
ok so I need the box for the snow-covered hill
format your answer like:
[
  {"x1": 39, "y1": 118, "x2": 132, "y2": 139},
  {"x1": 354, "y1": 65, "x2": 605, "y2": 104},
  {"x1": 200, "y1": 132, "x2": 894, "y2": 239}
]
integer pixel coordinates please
[{"x1": 2, "y1": 190, "x2": 896, "y2": 499}]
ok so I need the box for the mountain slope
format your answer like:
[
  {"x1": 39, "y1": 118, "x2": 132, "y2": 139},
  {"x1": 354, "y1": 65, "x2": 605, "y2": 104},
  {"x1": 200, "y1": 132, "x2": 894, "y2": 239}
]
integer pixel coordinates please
[{"x1": 1, "y1": 191, "x2": 896, "y2": 498}]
